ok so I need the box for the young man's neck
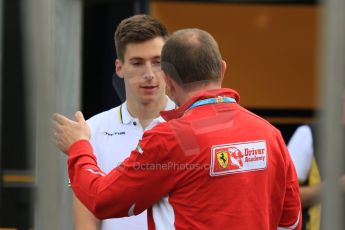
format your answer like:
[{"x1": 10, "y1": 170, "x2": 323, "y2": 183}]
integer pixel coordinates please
[{"x1": 126, "y1": 96, "x2": 167, "y2": 129}]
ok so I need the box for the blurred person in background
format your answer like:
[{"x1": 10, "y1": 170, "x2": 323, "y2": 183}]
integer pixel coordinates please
[
  {"x1": 288, "y1": 91, "x2": 345, "y2": 230},
  {"x1": 72, "y1": 14, "x2": 174, "y2": 230}
]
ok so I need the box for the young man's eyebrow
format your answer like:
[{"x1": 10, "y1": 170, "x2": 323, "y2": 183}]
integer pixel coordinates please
[
  {"x1": 129, "y1": 56, "x2": 161, "y2": 61},
  {"x1": 129, "y1": 57, "x2": 144, "y2": 61},
  {"x1": 151, "y1": 55, "x2": 161, "y2": 59}
]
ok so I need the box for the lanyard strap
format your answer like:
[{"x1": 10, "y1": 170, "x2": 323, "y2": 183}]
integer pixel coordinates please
[{"x1": 188, "y1": 96, "x2": 236, "y2": 110}]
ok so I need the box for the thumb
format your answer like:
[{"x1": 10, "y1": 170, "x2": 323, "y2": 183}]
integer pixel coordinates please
[{"x1": 75, "y1": 111, "x2": 86, "y2": 123}]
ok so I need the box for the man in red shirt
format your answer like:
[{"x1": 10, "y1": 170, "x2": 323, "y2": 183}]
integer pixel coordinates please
[{"x1": 53, "y1": 28, "x2": 301, "y2": 230}]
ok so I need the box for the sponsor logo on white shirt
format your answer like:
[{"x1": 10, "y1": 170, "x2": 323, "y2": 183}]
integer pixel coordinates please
[{"x1": 103, "y1": 131, "x2": 126, "y2": 136}]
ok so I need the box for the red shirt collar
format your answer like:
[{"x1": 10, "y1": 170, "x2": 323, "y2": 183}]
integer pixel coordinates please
[{"x1": 160, "y1": 88, "x2": 240, "y2": 121}]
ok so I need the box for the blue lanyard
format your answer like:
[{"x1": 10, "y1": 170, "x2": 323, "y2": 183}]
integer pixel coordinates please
[{"x1": 188, "y1": 96, "x2": 236, "y2": 110}]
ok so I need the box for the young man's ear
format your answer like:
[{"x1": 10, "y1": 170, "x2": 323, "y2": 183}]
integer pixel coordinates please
[
  {"x1": 220, "y1": 60, "x2": 227, "y2": 82},
  {"x1": 115, "y1": 59, "x2": 124, "y2": 78}
]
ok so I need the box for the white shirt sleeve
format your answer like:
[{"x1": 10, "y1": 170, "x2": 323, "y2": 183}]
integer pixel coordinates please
[{"x1": 287, "y1": 125, "x2": 314, "y2": 182}]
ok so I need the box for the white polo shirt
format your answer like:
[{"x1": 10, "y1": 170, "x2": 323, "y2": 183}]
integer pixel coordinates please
[{"x1": 87, "y1": 97, "x2": 175, "y2": 230}]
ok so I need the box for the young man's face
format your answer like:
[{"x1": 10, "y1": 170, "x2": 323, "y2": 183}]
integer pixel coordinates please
[{"x1": 116, "y1": 37, "x2": 166, "y2": 104}]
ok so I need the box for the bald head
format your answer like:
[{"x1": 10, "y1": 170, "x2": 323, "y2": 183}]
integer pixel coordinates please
[{"x1": 161, "y1": 28, "x2": 222, "y2": 88}]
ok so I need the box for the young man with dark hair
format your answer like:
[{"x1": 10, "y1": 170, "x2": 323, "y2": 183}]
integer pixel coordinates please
[
  {"x1": 73, "y1": 14, "x2": 174, "y2": 230},
  {"x1": 54, "y1": 28, "x2": 301, "y2": 229}
]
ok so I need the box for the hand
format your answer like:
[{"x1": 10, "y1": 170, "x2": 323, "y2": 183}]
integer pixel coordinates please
[{"x1": 53, "y1": 111, "x2": 90, "y2": 154}]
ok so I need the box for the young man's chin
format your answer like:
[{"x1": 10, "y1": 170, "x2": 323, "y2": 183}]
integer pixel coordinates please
[{"x1": 139, "y1": 94, "x2": 158, "y2": 103}]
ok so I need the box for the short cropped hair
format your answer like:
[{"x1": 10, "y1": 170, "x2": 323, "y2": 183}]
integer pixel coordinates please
[
  {"x1": 161, "y1": 28, "x2": 222, "y2": 87},
  {"x1": 114, "y1": 14, "x2": 168, "y2": 61}
]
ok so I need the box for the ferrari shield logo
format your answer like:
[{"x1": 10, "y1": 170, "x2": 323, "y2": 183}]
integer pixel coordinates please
[{"x1": 216, "y1": 151, "x2": 228, "y2": 168}]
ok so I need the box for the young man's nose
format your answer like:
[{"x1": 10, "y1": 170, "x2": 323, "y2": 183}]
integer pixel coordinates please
[
  {"x1": 143, "y1": 74, "x2": 154, "y2": 80},
  {"x1": 142, "y1": 63, "x2": 157, "y2": 80}
]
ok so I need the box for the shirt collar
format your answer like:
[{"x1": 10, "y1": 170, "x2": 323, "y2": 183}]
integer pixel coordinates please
[
  {"x1": 160, "y1": 88, "x2": 240, "y2": 121},
  {"x1": 157, "y1": 97, "x2": 176, "y2": 123},
  {"x1": 120, "y1": 101, "x2": 134, "y2": 124},
  {"x1": 120, "y1": 96, "x2": 176, "y2": 124}
]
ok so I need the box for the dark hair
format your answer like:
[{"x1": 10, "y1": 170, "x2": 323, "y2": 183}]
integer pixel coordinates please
[
  {"x1": 161, "y1": 28, "x2": 222, "y2": 87},
  {"x1": 114, "y1": 14, "x2": 168, "y2": 61}
]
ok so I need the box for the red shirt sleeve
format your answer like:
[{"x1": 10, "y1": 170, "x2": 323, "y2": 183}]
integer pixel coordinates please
[
  {"x1": 276, "y1": 132, "x2": 302, "y2": 230},
  {"x1": 68, "y1": 129, "x2": 175, "y2": 220}
]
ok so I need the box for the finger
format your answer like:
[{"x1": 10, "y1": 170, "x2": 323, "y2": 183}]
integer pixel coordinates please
[
  {"x1": 75, "y1": 111, "x2": 86, "y2": 123},
  {"x1": 52, "y1": 113, "x2": 71, "y2": 125},
  {"x1": 52, "y1": 120, "x2": 62, "y2": 131},
  {"x1": 52, "y1": 118, "x2": 61, "y2": 129}
]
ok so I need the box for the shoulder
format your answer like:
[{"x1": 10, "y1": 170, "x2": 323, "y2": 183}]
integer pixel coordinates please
[
  {"x1": 140, "y1": 122, "x2": 174, "y2": 150},
  {"x1": 87, "y1": 106, "x2": 121, "y2": 130},
  {"x1": 236, "y1": 105, "x2": 280, "y2": 133},
  {"x1": 287, "y1": 125, "x2": 313, "y2": 150},
  {"x1": 144, "y1": 121, "x2": 173, "y2": 138},
  {"x1": 288, "y1": 125, "x2": 313, "y2": 146},
  {"x1": 293, "y1": 125, "x2": 312, "y2": 138},
  {"x1": 165, "y1": 96, "x2": 176, "y2": 110}
]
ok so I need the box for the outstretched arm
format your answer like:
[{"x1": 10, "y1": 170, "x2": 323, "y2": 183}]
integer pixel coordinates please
[
  {"x1": 53, "y1": 113, "x2": 174, "y2": 219},
  {"x1": 299, "y1": 183, "x2": 323, "y2": 208}
]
